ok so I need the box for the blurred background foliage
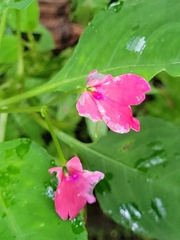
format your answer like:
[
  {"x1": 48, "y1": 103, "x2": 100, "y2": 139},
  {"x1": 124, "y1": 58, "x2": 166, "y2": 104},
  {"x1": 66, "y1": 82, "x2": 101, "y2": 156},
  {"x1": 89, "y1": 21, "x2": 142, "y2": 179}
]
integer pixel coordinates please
[{"x1": 1, "y1": 0, "x2": 179, "y2": 240}]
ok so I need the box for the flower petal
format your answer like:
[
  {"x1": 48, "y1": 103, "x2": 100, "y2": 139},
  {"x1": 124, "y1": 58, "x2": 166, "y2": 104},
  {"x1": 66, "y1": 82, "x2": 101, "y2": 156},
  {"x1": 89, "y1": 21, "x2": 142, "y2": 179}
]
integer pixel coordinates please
[
  {"x1": 99, "y1": 73, "x2": 151, "y2": 106},
  {"x1": 54, "y1": 175, "x2": 86, "y2": 220},
  {"x1": 96, "y1": 98, "x2": 140, "y2": 133},
  {"x1": 79, "y1": 170, "x2": 105, "y2": 203},
  {"x1": 67, "y1": 157, "x2": 105, "y2": 203},
  {"x1": 48, "y1": 167, "x2": 63, "y2": 183},
  {"x1": 66, "y1": 156, "x2": 83, "y2": 173},
  {"x1": 86, "y1": 70, "x2": 112, "y2": 87},
  {"x1": 76, "y1": 91, "x2": 102, "y2": 121}
]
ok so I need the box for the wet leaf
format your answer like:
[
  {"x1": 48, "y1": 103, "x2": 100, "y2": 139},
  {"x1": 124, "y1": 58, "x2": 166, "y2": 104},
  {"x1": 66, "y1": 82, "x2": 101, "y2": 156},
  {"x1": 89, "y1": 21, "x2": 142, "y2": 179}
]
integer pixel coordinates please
[
  {"x1": 0, "y1": 139, "x2": 87, "y2": 240},
  {"x1": 57, "y1": 117, "x2": 180, "y2": 240},
  {"x1": 45, "y1": 0, "x2": 180, "y2": 93}
]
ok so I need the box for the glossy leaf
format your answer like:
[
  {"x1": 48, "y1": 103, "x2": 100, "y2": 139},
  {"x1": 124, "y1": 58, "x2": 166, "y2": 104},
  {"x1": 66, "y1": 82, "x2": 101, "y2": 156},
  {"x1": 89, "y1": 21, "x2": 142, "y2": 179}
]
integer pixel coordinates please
[
  {"x1": 3, "y1": 0, "x2": 180, "y2": 106},
  {"x1": 46, "y1": 0, "x2": 180, "y2": 92},
  {"x1": 57, "y1": 117, "x2": 180, "y2": 240},
  {"x1": 0, "y1": 139, "x2": 87, "y2": 240}
]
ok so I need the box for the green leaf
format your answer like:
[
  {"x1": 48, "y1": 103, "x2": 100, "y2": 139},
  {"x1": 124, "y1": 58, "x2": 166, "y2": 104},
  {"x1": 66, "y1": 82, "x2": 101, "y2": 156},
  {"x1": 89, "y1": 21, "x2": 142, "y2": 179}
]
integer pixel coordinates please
[
  {"x1": 56, "y1": 117, "x2": 180, "y2": 240},
  {"x1": 0, "y1": 35, "x2": 18, "y2": 63},
  {"x1": 34, "y1": 23, "x2": 55, "y2": 52},
  {"x1": 71, "y1": 0, "x2": 111, "y2": 25},
  {"x1": 0, "y1": 139, "x2": 87, "y2": 240},
  {"x1": 0, "y1": 0, "x2": 34, "y2": 12},
  {"x1": 7, "y1": 0, "x2": 39, "y2": 31},
  {"x1": 47, "y1": 0, "x2": 180, "y2": 92},
  {"x1": 147, "y1": 72, "x2": 180, "y2": 126},
  {"x1": 9, "y1": 0, "x2": 34, "y2": 10}
]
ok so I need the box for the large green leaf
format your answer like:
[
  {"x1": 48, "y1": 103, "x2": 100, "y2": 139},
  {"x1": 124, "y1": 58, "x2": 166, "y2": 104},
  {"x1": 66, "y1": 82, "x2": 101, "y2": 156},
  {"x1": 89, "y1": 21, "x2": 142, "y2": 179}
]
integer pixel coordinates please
[
  {"x1": 46, "y1": 0, "x2": 180, "y2": 92},
  {"x1": 2, "y1": 0, "x2": 180, "y2": 107},
  {"x1": 56, "y1": 117, "x2": 180, "y2": 240},
  {"x1": 0, "y1": 139, "x2": 87, "y2": 240}
]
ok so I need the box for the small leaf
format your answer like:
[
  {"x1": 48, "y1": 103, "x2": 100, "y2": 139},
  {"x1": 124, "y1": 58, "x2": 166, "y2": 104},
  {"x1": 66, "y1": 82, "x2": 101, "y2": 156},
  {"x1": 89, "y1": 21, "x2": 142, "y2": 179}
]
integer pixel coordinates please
[{"x1": 7, "y1": 0, "x2": 39, "y2": 31}]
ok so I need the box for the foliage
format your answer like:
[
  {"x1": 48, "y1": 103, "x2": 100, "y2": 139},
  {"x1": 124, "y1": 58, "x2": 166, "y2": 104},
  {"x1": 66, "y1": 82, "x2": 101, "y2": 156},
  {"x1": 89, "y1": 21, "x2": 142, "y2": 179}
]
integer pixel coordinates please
[{"x1": 1, "y1": 0, "x2": 180, "y2": 239}]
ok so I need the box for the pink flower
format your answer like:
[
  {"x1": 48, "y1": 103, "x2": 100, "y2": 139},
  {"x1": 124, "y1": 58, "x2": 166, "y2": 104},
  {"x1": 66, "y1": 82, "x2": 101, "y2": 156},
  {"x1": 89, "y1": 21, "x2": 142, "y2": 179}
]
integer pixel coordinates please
[
  {"x1": 48, "y1": 156, "x2": 104, "y2": 220},
  {"x1": 76, "y1": 70, "x2": 151, "y2": 133}
]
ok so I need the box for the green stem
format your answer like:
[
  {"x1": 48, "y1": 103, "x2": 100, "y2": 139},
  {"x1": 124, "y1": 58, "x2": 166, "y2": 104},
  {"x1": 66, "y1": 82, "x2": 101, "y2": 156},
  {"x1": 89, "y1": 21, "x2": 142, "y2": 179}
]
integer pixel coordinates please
[
  {"x1": 42, "y1": 106, "x2": 66, "y2": 166},
  {"x1": 0, "y1": 106, "x2": 42, "y2": 113},
  {"x1": 0, "y1": 7, "x2": 8, "y2": 47},
  {"x1": 0, "y1": 113, "x2": 8, "y2": 142},
  {"x1": 46, "y1": 88, "x2": 85, "y2": 107},
  {"x1": 16, "y1": 9, "x2": 24, "y2": 78},
  {"x1": 0, "y1": 86, "x2": 85, "y2": 108}
]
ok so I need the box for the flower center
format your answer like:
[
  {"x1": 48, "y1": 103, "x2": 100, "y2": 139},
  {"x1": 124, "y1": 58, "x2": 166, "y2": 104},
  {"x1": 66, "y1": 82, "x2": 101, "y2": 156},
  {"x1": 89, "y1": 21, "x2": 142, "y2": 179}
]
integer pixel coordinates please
[{"x1": 87, "y1": 87, "x2": 103, "y2": 100}]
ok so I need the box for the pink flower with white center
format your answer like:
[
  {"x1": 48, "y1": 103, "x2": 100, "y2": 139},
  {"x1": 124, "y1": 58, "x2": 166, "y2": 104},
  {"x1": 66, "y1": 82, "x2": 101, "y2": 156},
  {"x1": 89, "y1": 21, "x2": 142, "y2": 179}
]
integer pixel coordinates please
[
  {"x1": 49, "y1": 156, "x2": 104, "y2": 220},
  {"x1": 76, "y1": 70, "x2": 151, "y2": 133}
]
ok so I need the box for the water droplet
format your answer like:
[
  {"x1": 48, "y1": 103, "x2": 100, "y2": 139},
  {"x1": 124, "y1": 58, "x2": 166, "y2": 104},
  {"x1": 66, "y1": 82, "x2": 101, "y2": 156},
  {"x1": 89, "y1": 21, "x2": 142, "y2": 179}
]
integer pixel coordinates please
[
  {"x1": 6, "y1": 148, "x2": 14, "y2": 158},
  {"x1": 0, "y1": 171, "x2": 11, "y2": 187},
  {"x1": 6, "y1": 165, "x2": 19, "y2": 174},
  {"x1": 109, "y1": 1, "x2": 124, "y2": 12},
  {"x1": 126, "y1": 36, "x2": 146, "y2": 54},
  {"x1": 96, "y1": 175, "x2": 111, "y2": 196},
  {"x1": 88, "y1": 22, "x2": 95, "y2": 29},
  {"x1": 2, "y1": 212, "x2": 7, "y2": 218},
  {"x1": 119, "y1": 203, "x2": 144, "y2": 233},
  {"x1": 147, "y1": 141, "x2": 164, "y2": 151},
  {"x1": 71, "y1": 216, "x2": 85, "y2": 234},
  {"x1": 132, "y1": 21, "x2": 139, "y2": 31},
  {"x1": 107, "y1": 209, "x2": 113, "y2": 216},
  {"x1": 135, "y1": 141, "x2": 167, "y2": 173},
  {"x1": 149, "y1": 198, "x2": 166, "y2": 222},
  {"x1": 50, "y1": 159, "x2": 55, "y2": 165},
  {"x1": 45, "y1": 186, "x2": 54, "y2": 200},
  {"x1": 2, "y1": 190, "x2": 16, "y2": 207}
]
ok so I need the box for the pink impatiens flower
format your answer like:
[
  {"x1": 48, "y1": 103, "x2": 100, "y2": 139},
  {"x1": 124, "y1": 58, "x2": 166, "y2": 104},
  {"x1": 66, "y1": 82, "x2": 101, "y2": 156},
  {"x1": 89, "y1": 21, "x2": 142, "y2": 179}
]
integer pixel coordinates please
[
  {"x1": 76, "y1": 70, "x2": 151, "y2": 133},
  {"x1": 49, "y1": 156, "x2": 104, "y2": 220}
]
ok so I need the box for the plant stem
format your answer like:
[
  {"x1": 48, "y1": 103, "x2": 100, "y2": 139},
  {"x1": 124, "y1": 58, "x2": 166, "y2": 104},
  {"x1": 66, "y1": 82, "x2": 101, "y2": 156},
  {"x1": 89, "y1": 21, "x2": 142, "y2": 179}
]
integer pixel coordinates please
[
  {"x1": 0, "y1": 86, "x2": 85, "y2": 108},
  {"x1": 0, "y1": 7, "x2": 8, "y2": 47},
  {"x1": 16, "y1": 9, "x2": 24, "y2": 78},
  {"x1": 0, "y1": 106, "x2": 42, "y2": 113},
  {"x1": 0, "y1": 113, "x2": 8, "y2": 142},
  {"x1": 42, "y1": 106, "x2": 66, "y2": 166},
  {"x1": 46, "y1": 88, "x2": 85, "y2": 107}
]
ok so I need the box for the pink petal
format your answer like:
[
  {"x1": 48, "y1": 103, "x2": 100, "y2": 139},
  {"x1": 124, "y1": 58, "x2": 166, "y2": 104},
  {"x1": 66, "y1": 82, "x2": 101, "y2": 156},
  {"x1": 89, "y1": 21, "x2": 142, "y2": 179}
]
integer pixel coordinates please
[
  {"x1": 66, "y1": 156, "x2": 83, "y2": 173},
  {"x1": 48, "y1": 167, "x2": 63, "y2": 182},
  {"x1": 76, "y1": 91, "x2": 102, "y2": 121},
  {"x1": 49, "y1": 157, "x2": 105, "y2": 220},
  {"x1": 95, "y1": 97, "x2": 140, "y2": 133},
  {"x1": 99, "y1": 73, "x2": 151, "y2": 106},
  {"x1": 67, "y1": 157, "x2": 105, "y2": 204},
  {"x1": 79, "y1": 170, "x2": 105, "y2": 203},
  {"x1": 54, "y1": 175, "x2": 86, "y2": 220},
  {"x1": 86, "y1": 70, "x2": 112, "y2": 87}
]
